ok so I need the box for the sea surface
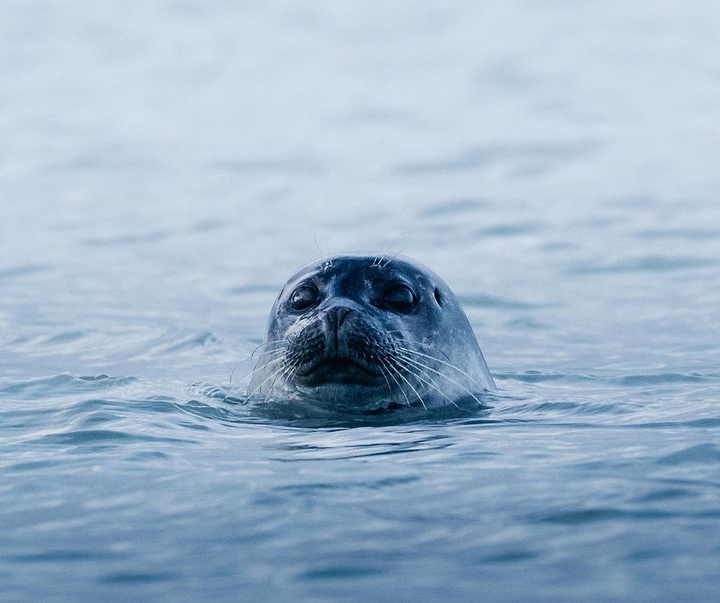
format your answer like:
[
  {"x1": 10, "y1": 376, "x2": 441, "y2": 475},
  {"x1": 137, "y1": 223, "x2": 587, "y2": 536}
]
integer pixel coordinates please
[{"x1": 2, "y1": 1, "x2": 720, "y2": 601}]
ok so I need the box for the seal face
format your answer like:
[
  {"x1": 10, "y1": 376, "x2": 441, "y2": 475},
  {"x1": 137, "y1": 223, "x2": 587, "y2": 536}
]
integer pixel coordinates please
[{"x1": 248, "y1": 255, "x2": 495, "y2": 411}]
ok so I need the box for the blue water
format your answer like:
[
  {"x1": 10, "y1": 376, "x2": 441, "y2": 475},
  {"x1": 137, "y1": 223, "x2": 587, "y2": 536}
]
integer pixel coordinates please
[{"x1": 2, "y1": 1, "x2": 720, "y2": 601}]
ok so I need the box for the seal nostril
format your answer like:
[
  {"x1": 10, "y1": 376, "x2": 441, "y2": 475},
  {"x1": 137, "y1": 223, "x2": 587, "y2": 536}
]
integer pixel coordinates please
[
  {"x1": 325, "y1": 307, "x2": 353, "y2": 332},
  {"x1": 336, "y1": 307, "x2": 352, "y2": 327},
  {"x1": 434, "y1": 288, "x2": 444, "y2": 307},
  {"x1": 325, "y1": 307, "x2": 352, "y2": 355}
]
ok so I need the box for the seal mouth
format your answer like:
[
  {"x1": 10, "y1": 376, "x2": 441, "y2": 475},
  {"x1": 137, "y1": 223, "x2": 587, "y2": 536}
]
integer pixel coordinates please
[{"x1": 298, "y1": 356, "x2": 385, "y2": 386}]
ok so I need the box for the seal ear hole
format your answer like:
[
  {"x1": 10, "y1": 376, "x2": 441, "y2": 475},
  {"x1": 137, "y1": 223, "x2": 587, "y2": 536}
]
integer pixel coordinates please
[{"x1": 434, "y1": 288, "x2": 444, "y2": 307}]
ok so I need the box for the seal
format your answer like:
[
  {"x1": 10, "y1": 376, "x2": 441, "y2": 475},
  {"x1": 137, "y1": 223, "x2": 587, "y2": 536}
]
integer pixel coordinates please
[{"x1": 248, "y1": 255, "x2": 496, "y2": 411}]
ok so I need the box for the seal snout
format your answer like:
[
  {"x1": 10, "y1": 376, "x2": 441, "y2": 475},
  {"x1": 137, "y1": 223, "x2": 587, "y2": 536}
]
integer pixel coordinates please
[
  {"x1": 292, "y1": 303, "x2": 388, "y2": 385},
  {"x1": 327, "y1": 305, "x2": 352, "y2": 329},
  {"x1": 325, "y1": 305, "x2": 353, "y2": 353}
]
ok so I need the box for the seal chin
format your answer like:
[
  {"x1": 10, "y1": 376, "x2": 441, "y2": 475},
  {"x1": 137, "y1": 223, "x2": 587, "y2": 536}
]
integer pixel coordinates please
[{"x1": 296, "y1": 378, "x2": 395, "y2": 411}]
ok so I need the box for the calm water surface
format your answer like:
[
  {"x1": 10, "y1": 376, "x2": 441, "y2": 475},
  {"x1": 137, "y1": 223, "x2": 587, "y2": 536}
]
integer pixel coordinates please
[{"x1": 2, "y1": 1, "x2": 720, "y2": 601}]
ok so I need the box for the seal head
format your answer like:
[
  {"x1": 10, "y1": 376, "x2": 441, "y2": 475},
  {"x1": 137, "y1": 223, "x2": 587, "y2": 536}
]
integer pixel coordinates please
[{"x1": 248, "y1": 255, "x2": 495, "y2": 411}]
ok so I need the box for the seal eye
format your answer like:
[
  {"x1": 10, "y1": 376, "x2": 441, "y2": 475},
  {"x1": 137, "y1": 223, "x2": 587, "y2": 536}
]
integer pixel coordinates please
[
  {"x1": 289, "y1": 285, "x2": 319, "y2": 312},
  {"x1": 382, "y1": 284, "x2": 416, "y2": 312}
]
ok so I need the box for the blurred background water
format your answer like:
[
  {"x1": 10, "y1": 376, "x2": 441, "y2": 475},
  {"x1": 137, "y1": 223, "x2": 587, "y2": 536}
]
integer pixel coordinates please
[{"x1": 1, "y1": 1, "x2": 720, "y2": 601}]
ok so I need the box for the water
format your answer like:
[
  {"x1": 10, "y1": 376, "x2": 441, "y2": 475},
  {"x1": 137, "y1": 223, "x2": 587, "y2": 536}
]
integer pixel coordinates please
[{"x1": 2, "y1": 1, "x2": 720, "y2": 601}]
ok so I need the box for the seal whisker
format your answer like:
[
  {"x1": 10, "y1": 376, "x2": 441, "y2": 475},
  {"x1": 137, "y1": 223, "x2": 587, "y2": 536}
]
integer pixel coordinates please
[
  {"x1": 380, "y1": 356, "x2": 427, "y2": 410},
  {"x1": 376, "y1": 356, "x2": 414, "y2": 408},
  {"x1": 229, "y1": 362, "x2": 242, "y2": 385},
  {"x1": 226, "y1": 353, "x2": 292, "y2": 402},
  {"x1": 250, "y1": 351, "x2": 287, "y2": 370},
  {"x1": 227, "y1": 341, "x2": 289, "y2": 385},
  {"x1": 280, "y1": 357, "x2": 303, "y2": 395},
  {"x1": 250, "y1": 339, "x2": 289, "y2": 359},
  {"x1": 263, "y1": 358, "x2": 300, "y2": 403},
  {"x1": 396, "y1": 350, "x2": 484, "y2": 407},
  {"x1": 243, "y1": 368, "x2": 282, "y2": 401},
  {"x1": 380, "y1": 246, "x2": 409, "y2": 269},
  {"x1": 390, "y1": 355, "x2": 459, "y2": 408},
  {"x1": 396, "y1": 345, "x2": 492, "y2": 395},
  {"x1": 221, "y1": 380, "x2": 246, "y2": 403},
  {"x1": 244, "y1": 353, "x2": 289, "y2": 392},
  {"x1": 232, "y1": 346, "x2": 288, "y2": 386},
  {"x1": 395, "y1": 348, "x2": 485, "y2": 407},
  {"x1": 250, "y1": 339, "x2": 290, "y2": 360},
  {"x1": 398, "y1": 371, "x2": 427, "y2": 410},
  {"x1": 363, "y1": 351, "x2": 395, "y2": 396},
  {"x1": 244, "y1": 356, "x2": 293, "y2": 401},
  {"x1": 265, "y1": 354, "x2": 303, "y2": 401},
  {"x1": 377, "y1": 364, "x2": 395, "y2": 397}
]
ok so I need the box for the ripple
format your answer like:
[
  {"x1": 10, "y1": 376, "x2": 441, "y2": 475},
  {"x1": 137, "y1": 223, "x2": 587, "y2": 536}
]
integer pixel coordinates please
[
  {"x1": 479, "y1": 550, "x2": 539, "y2": 564},
  {"x1": 0, "y1": 264, "x2": 51, "y2": 282},
  {"x1": 175, "y1": 398, "x2": 239, "y2": 423},
  {"x1": 500, "y1": 401, "x2": 632, "y2": 416},
  {"x1": 474, "y1": 222, "x2": 542, "y2": 237},
  {"x1": 614, "y1": 373, "x2": 711, "y2": 386},
  {"x1": 497, "y1": 371, "x2": 579, "y2": 383},
  {"x1": 636, "y1": 227, "x2": 720, "y2": 240},
  {"x1": 243, "y1": 397, "x2": 492, "y2": 429},
  {"x1": 298, "y1": 565, "x2": 384, "y2": 580},
  {"x1": 0, "y1": 374, "x2": 138, "y2": 400},
  {"x1": 33, "y1": 429, "x2": 185, "y2": 447},
  {"x1": 535, "y1": 508, "x2": 625, "y2": 524},
  {"x1": 534, "y1": 507, "x2": 680, "y2": 524},
  {"x1": 272, "y1": 432, "x2": 457, "y2": 461},
  {"x1": 418, "y1": 198, "x2": 491, "y2": 217},
  {"x1": 100, "y1": 571, "x2": 177, "y2": 585},
  {"x1": 3, "y1": 459, "x2": 61, "y2": 473},
  {"x1": 160, "y1": 331, "x2": 223, "y2": 353},
  {"x1": 42, "y1": 331, "x2": 86, "y2": 345},
  {"x1": 568, "y1": 255, "x2": 718, "y2": 274},
  {"x1": 656, "y1": 444, "x2": 720, "y2": 466},
  {"x1": 395, "y1": 140, "x2": 598, "y2": 175},
  {"x1": 456, "y1": 295, "x2": 539, "y2": 310},
  {"x1": 498, "y1": 371, "x2": 715, "y2": 388},
  {"x1": 10, "y1": 549, "x2": 123, "y2": 563},
  {"x1": 82, "y1": 229, "x2": 172, "y2": 246},
  {"x1": 632, "y1": 488, "x2": 697, "y2": 503},
  {"x1": 208, "y1": 156, "x2": 322, "y2": 175}
]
